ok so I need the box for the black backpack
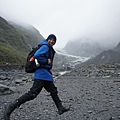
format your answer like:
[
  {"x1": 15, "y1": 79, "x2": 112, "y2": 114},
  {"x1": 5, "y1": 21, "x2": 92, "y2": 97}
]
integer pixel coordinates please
[{"x1": 25, "y1": 44, "x2": 50, "y2": 73}]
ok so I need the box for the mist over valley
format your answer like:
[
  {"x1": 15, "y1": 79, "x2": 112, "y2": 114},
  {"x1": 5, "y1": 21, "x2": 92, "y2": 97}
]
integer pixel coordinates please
[{"x1": 0, "y1": 16, "x2": 120, "y2": 70}]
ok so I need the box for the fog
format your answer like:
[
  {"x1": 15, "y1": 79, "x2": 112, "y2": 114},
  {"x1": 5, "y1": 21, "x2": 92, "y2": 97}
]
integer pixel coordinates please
[{"x1": 0, "y1": 0, "x2": 120, "y2": 48}]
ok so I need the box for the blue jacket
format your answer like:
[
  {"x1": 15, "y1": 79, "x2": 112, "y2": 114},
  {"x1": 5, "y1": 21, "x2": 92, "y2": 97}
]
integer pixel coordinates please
[{"x1": 34, "y1": 40, "x2": 55, "y2": 81}]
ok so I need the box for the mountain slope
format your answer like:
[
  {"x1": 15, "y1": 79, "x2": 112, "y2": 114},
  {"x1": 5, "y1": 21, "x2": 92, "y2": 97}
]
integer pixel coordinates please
[
  {"x1": 9, "y1": 21, "x2": 44, "y2": 48},
  {"x1": 0, "y1": 16, "x2": 44, "y2": 65},
  {"x1": 81, "y1": 42, "x2": 120, "y2": 65},
  {"x1": 64, "y1": 38, "x2": 114, "y2": 57}
]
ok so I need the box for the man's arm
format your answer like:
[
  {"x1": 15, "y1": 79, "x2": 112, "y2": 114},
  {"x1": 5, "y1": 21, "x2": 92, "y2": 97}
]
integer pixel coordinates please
[{"x1": 34, "y1": 45, "x2": 50, "y2": 65}]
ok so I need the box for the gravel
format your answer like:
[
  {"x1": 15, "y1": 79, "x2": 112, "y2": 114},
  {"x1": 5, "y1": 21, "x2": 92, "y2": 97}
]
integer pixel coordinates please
[{"x1": 0, "y1": 74, "x2": 120, "y2": 120}]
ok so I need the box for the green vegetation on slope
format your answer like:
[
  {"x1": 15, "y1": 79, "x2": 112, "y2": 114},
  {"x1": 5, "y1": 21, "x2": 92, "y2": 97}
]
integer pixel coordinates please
[
  {"x1": 0, "y1": 16, "x2": 44, "y2": 65},
  {"x1": 0, "y1": 43, "x2": 25, "y2": 64}
]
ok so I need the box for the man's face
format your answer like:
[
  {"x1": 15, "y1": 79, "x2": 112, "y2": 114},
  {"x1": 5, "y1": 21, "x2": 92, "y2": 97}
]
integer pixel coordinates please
[{"x1": 48, "y1": 38, "x2": 56, "y2": 46}]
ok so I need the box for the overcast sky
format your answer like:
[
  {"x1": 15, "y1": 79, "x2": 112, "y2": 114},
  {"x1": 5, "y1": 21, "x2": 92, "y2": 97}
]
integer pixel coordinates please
[{"x1": 0, "y1": 0, "x2": 120, "y2": 48}]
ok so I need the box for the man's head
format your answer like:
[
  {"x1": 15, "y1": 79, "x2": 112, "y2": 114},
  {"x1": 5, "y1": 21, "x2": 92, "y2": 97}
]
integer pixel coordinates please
[{"x1": 47, "y1": 34, "x2": 57, "y2": 46}]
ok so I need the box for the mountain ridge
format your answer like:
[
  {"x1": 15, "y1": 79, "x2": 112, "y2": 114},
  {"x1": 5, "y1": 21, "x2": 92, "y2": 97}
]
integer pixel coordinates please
[
  {"x1": 64, "y1": 37, "x2": 115, "y2": 57},
  {"x1": 80, "y1": 43, "x2": 120, "y2": 66}
]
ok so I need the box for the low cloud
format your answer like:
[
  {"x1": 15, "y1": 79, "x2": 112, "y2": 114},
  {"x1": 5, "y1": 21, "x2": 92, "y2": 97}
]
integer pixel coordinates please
[{"x1": 0, "y1": 0, "x2": 120, "y2": 48}]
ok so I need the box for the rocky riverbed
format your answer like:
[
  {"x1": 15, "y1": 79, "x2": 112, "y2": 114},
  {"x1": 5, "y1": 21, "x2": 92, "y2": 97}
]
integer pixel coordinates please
[{"x1": 0, "y1": 66, "x2": 120, "y2": 120}]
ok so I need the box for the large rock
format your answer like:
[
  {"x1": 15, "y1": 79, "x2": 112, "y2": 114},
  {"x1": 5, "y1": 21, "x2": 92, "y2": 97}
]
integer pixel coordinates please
[{"x1": 0, "y1": 84, "x2": 16, "y2": 95}]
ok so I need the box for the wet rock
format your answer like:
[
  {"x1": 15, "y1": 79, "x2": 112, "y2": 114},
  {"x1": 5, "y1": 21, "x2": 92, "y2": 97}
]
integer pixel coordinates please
[
  {"x1": 0, "y1": 84, "x2": 16, "y2": 95},
  {"x1": 67, "y1": 64, "x2": 120, "y2": 78},
  {"x1": 0, "y1": 65, "x2": 120, "y2": 119},
  {"x1": 0, "y1": 75, "x2": 7, "y2": 80},
  {"x1": 15, "y1": 79, "x2": 23, "y2": 84}
]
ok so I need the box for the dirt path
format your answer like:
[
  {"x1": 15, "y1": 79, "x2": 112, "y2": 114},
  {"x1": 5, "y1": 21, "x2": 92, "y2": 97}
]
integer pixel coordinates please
[{"x1": 0, "y1": 75, "x2": 120, "y2": 120}]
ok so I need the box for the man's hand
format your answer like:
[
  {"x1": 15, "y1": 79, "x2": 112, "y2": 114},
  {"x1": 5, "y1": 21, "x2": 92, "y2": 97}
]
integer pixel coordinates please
[
  {"x1": 30, "y1": 57, "x2": 35, "y2": 62},
  {"x1": 48, "y1": 58, "x2": 51, "y2": 64}
]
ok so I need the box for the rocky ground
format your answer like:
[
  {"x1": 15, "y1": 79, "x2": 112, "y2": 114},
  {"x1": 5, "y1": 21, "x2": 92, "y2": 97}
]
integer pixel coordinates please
[{"x1": 0, "y1": 66, "x2": 120, "y2": 120}]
